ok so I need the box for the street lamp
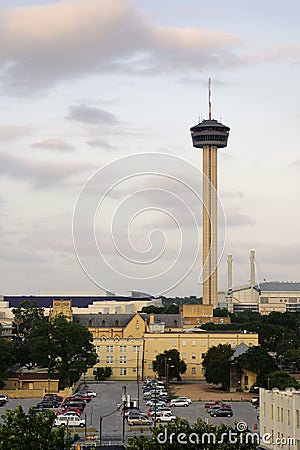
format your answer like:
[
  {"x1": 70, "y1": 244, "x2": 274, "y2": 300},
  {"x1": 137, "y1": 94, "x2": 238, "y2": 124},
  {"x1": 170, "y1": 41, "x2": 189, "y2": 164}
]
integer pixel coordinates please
[{"x1": 164, "y1": 357, "x2": 172, "y2": 384}]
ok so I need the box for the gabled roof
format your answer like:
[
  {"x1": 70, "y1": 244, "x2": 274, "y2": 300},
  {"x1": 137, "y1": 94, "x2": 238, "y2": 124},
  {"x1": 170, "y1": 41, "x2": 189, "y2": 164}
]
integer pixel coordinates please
[
  {"x1": 231, "y1": 342, "x2": 250, "y2": 361},
  {"x1": 73, "y1": 313, "x2": 140, "y2": 328}
]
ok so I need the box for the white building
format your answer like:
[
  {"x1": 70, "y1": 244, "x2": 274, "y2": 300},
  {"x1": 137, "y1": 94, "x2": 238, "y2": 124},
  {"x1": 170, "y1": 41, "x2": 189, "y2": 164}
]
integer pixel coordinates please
[{"x1": 260, "y1": 387, "x2": 300, "y2": 449}]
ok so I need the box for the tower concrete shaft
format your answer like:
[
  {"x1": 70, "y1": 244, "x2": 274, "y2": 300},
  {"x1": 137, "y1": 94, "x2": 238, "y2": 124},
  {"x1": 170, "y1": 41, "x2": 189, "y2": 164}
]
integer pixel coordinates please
[{"x1": 202, "y1": 145, "x2": 218, "y2": 305}]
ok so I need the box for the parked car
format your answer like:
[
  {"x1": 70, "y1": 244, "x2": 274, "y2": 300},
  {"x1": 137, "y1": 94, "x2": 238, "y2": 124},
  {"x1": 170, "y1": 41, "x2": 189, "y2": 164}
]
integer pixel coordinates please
[
  {"x1": 82, "y1": 390, "x2": 97, "y2": 397},
  {"x1": 210, "y1": 407, "x2": 233, "y2": 417},
  {"x1": 60, "y1": 407, "x2": 82, "y2": 416},
  {"x1": 204, "y1": 401, "x2": 223, "y2": 409},
  {"x1": 170, "y1": 398, "x2": 190, "y2": 407},
  {"x1": 146, "y1": 399, "x2": 167, "y2": 407},
  {"x1": 71, "y1": 393, "x2": 91, "y2": 402},
  {"x1": 127, "y1": 413, "x2": 152, "y2": 426},
  {"x1": 54, "y1": 415, "x2": 85, "y2": 427},
  {"x1": 0, "y1": 394, "x2": 8, "y2": 403},
  {"x1": 57, "y1": 411, "x2": 80, "y2": 418},
  {"x1": 176, "y1": 396, "x2": 191, "y2": 404},
  {"x1": 37, "y1": 400, "x2": 57, "y2": 409},
  {"x1": 155, "y1": 411, "x2": 177, "y2": 423},
  {"x1": 124, "y1": 408, "x2": 141, "y2": 417},
  {"x1": 150, "y1": 406, "x2": 173, "y2": 417}
]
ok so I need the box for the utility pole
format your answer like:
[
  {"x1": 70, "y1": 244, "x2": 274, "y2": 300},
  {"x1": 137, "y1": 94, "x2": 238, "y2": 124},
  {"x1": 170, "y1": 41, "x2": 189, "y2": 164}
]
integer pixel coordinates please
[
  {"x1": 122, "y1": 385, "x2": 126, "y2": 443},
  {"x1": 136, "y1": 347, "x2": 140, "y2": 410}
]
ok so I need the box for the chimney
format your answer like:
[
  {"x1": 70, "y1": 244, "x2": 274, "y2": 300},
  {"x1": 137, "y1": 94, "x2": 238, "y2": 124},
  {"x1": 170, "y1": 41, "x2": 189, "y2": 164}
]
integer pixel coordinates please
[
  {"x1": 250, "y1": 250, "x2": 255, "y2": 288},
  {"x1": 227, "y1": 254, "x2": 233, "y2": 290}
]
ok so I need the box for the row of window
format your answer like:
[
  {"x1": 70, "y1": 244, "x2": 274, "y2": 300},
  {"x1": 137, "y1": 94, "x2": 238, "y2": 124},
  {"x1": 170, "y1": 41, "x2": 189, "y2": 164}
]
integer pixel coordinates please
[{"x1": 98, "y1": 345, "x2": 141, "y2": 353}]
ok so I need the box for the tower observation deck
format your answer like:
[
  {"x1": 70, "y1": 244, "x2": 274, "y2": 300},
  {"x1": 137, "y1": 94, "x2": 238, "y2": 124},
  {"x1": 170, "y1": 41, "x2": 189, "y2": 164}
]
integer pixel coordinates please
[{"x1": 190, "y1": 80, "x2": 230, "y2": 307}]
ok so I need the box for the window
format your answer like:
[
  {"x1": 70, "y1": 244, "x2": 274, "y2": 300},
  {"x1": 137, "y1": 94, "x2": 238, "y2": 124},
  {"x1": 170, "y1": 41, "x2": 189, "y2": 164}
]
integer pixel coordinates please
[
  {"x1": 182, "y1": 340, "x2": 186, "y2": 347},
  {"x1": 287, "y1": 409, "x2": 290, "y2": 425},
  {"x1": 106, "y1": 356, "x2": 113, "y2": 364},
  {"x1": 296, "y1": 410, "x2": 300, "y2": 427},
  {"x1": 260, "y1": 297, "x2": 269, "y2": 304},
  {"x1": 182, "y1": 353, "x2": 186, "y2": 360},
  {"x1": 95, "y1": 346, "x2": 100, "y2": 354},
  {"x1": 211, "y1": 340, "x2": 216, "y2": 346},
  {"x1": 191, "y1": 367, "x2": 196, "y2": 374},
  {"x1": 201, "y1": 353, "x2": 206, "y2": 358},
  {"x1": 201, "y1": 340, "x2": 206, "y2": 347},
  {"x1": 172, "y1": 340, "x2": 177, "y2": 347},
  {"x1": 120, "y1": 346, "x2": 127, "y2": 353},
  {"x1": 133, "y1": 345, "x2": 140, "y2": 353},
  {"x1": 106, "y1": 346, "x2": 113, "y2": 353},
  {"x1": 120, "y1": 368, "x2": 127, "y2": 376},
  {"x1": 192, "y1": 340, "x2": 196, "y2": 347},
  {"x1": 271, "y1": 405, "x2": 273, "y2": 419},
  {"x1": 120, "y1": 356, "x2": 127, "y2": 364},
  {"x1": 192, "y1": 353, "x2": 196, "y2": 360}
]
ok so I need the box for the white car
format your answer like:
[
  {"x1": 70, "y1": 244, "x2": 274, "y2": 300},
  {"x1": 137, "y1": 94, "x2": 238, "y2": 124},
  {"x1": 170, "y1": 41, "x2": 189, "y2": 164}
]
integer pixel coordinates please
[
  {"x1": 0, "y1": 394, "x2": 8, "y2": 402},
  {"x1": 85, "y1": 390, "x2": 97, "y2": 397},
  {"x1": 155, "y1": 411, "x2": 177, "y2": 423},
  {"x1": 170, "y1": 398, "x2": 190, "y2": 407},
  {"x1": 176, "y1": 396, "x2": 192, "y2": 404},
  {"x1": 54, "y1": 415, "x2": 85, "y2": 428}
]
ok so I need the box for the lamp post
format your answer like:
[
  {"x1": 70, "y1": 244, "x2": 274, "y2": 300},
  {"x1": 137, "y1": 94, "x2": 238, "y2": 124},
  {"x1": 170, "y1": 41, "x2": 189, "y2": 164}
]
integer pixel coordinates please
[
  {"x1": 136, "y1": 348, "x2": 140, "y2": 409},
  {"x1": 165, "y1": 357, "x2": 172, "y2": 385},
  {"x1": 99, "y1": 407, "x2": 119, "y2": 446}
]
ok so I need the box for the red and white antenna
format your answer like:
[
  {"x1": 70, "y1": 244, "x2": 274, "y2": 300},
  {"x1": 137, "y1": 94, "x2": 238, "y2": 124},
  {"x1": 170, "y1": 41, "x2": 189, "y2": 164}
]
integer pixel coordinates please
[{"x1": 208, "y1": 77, "x2": 212, "y2": 120}]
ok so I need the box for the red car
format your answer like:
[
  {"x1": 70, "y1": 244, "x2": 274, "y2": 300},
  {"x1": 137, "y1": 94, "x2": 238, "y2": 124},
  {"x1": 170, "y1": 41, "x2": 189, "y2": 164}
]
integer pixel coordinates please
[
  {"x1": 71, "y1": 393, "x2": 92, "y2": 402},
  {"x1": 60, "y1": 407, "x2": 82, "y2": 416},
  {"x1": 204, "y1": 401, "x2": 230, "y2": 409}
]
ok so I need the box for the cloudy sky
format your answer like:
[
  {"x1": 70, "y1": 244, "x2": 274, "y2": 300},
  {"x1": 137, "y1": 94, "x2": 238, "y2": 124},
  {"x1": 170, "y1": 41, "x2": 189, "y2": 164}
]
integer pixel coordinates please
[{"x1": 1, "y1": 0, "x2": 300, "y2": 296}]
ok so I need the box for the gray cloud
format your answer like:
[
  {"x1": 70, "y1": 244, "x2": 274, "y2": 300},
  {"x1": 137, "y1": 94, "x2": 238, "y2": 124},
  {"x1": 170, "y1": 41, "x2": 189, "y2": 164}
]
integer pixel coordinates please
[
  {"x1": 0, "y1": 151, "x2": 92, "y2": 187},
  {"x1": 86, "y1": 139, "x2": 117, "y2": 150},
  {"x1": 31, "y1": 138, "x2": 75, "y2": 152},
  {"x1": 66, "y1": 104, "x2": 119, "y2": 125},
  {"x1": 0, "y1": 0, "x2": 244, "y2": 94}
]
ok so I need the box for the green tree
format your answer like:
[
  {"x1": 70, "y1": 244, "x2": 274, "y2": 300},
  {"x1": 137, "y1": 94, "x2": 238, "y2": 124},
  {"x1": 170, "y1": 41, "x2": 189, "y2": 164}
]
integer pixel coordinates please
[
  {"x1": 282, "y1": 348, "x2": 300, "y2": 371},
  {"x1": 14, "y1": 313, "x2": 97, "y2": 389},
  {"x1": 213, "y1": 307, "x2": 230, "y2": 317},
  {"x1": 94, "y1": 367, "x2": 112, "y2": 381},
  {"x1": 12, "y1": 300, "x2": 45, "y2": 335},
  {"x1": 202, "y1": 344, "x2": 234, "y2": 390},
  {"x1": 268, "y1": 371, "x2": 300, "y2": 390},
  {"x1": 47, "y1": 316, "x2": 98, "y2": 389},
  {"x1": 0, "y1": 406, "x2": 78, "y2": 450},
  {"x1": 0, "y1": 338, "x2": 15, "y2": 388},
  {"x1": 152, "y1": 349, "x2": 187, "y2": 381},
  {"x1": 127, "y1": 417, "x2": 258, "y2": 449},
  {"x1": 235, "y1": 346, "x2": 277, "y2": 387}
]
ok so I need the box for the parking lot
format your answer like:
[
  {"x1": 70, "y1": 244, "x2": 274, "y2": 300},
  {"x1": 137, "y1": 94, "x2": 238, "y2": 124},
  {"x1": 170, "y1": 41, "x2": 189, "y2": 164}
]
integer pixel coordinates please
[{"x1": 0, "y1": 381, "x2": 259, "y2": 443}]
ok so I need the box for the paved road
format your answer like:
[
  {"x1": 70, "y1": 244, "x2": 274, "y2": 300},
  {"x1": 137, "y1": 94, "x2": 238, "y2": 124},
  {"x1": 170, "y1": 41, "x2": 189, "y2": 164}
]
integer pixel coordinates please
[{"x1": 0, "y1": 382, "x2": 259, "y2": 443}]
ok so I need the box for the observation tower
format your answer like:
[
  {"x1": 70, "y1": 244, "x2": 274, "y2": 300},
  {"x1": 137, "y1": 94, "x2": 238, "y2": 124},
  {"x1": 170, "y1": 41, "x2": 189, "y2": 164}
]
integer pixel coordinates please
[{"x1": 190, "y1": 79, "x2": 230, "y2": 307}]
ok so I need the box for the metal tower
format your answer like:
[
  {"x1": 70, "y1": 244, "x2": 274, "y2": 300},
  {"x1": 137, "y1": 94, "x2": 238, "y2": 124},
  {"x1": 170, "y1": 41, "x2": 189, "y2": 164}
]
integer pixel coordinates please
[{"x1": 190, "y1": 79, "x2": 230, "y2": 307}]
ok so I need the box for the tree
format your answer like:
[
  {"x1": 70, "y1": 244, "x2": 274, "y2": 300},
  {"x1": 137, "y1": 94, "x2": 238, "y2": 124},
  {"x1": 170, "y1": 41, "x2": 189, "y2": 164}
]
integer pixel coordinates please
[
  {"x1": 94, "y1": 367, "x2": 112, "y2": 381},
  {"x1": 12, "y1": 300, "x2": 45, "y2": 335},
  {"x1": 127, "y1": 417, "x2": 258, "y2": 449},
  {"x1": 0, "y1": 338, "x2": 15, "y2": 388},
  {"x1": 213, "y1": 307, "x2": 229, "y2": 317},
  {"x1": 0, "y1": 406, "x2": 78, "y2": 450},
  {"x1": 14, "y1": 313, "x2": 98, "y2": 389},
  {"x1": 47, "y1": 316, "x2": 98, "y2": 389},
  {"x1": 152, "y1": 349, "x2": 187, "y2": 381},
  {"x1": 282, "y1": 348, "x2": 300, "y2": 371},
  {"x1": 235, "y1": 346, "x2": 277, "y2": 387},
  {"x1": 268, "y1": 371, "x2": 300, "y2": 390},
  {"x1": 202, "y1": 344, "x2": 234, "y2": 390}
]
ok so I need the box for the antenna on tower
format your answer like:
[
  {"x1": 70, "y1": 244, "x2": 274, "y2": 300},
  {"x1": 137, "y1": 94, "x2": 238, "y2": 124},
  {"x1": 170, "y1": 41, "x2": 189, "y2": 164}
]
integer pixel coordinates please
[{"x1": 208, "y1": 77, "x2": 212, "y2": 120}]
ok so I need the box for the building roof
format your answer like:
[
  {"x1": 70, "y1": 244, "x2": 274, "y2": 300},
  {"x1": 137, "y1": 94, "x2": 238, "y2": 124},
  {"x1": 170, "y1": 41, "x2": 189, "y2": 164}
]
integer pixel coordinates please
[
  {"x1": 142, "y1": 314, "x2": 182, "y2": 328},
  {"x1": 4, "y1": 295, "x2": 155, "y2": 309},
  {"x1": 256, "y1": 281, "x2": 300, "y2": 292},
  {"x1": 73, "y1": 314, "x2": 140, "y2": 328},
  {"x1": 231, "y1": 342, "x2": 249, "y2": 360}
]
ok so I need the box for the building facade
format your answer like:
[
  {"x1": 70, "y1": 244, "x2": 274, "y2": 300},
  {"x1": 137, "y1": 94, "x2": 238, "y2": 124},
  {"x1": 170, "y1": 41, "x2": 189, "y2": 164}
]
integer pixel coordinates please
[{"x1": 260, "y1": 387, "x2": 300, "y2": 450}]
